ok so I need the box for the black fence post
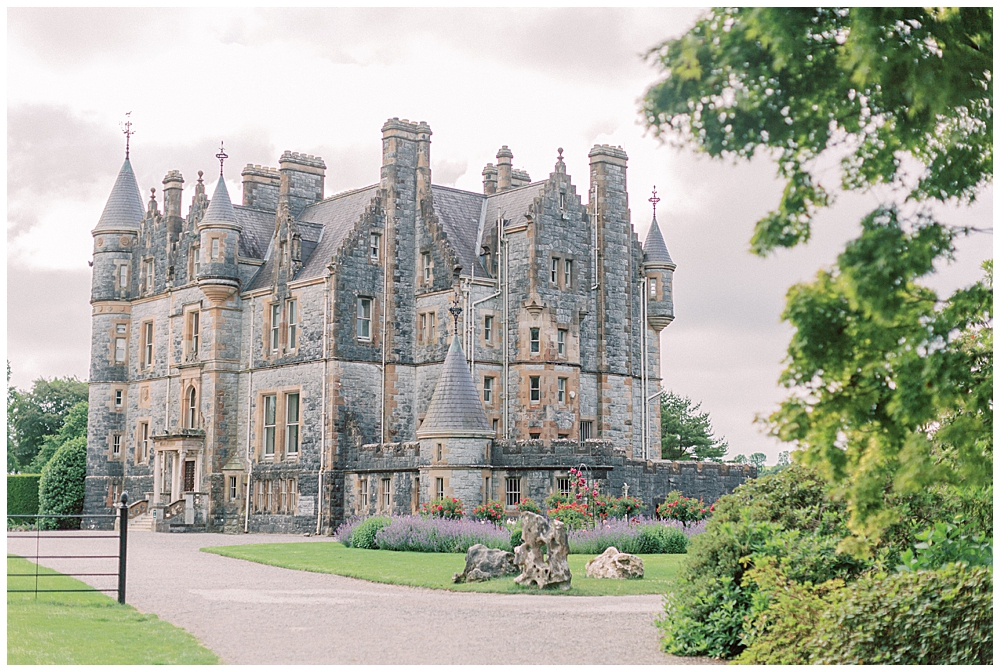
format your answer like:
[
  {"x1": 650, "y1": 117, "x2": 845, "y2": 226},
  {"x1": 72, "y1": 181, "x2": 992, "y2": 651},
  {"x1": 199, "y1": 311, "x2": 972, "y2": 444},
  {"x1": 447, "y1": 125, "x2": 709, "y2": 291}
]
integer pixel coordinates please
[{"x1": 117, "y1": 492, "x2": 128, "y2": 605}]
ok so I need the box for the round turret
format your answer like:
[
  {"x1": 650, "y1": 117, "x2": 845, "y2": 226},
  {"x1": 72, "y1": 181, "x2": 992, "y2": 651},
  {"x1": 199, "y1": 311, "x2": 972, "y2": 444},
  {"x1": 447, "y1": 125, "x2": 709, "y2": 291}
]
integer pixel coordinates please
[
  {"x1": 642, "y1": 215, "x2": 676, "y2": 332},
  {"x1": 196, "y1": 171, "x2": 242, "y2": 304}
]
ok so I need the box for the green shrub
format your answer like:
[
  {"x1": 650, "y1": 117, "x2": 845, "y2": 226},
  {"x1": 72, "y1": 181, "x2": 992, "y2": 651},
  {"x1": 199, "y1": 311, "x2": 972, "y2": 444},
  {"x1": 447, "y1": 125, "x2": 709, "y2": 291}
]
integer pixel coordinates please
[
  {"x1": 472, "y1": 499, "x2": 505, "y2": 524},
  {"x1": 898, "y1": 520, "x2": 992, "y2": 571},
  {"x1": 37, "y1": 436, "x2": 87, "y2": 530},
  {"x1": 7, "y1": 474, "x2": 42, "y2": 526},
  {"x1": 420, "y1": 497, "x2": 464, "y2": 519},
  {"x1": 516, "y1": 498, "x2": 541, "y2": 514},
  {"x1": 657, "y1": 466, "x2": 867, "y2": 659},
  {"x1": 739, "y1": 562, "x2": 993, "y2": 665},
  {"x1": 656, "y1": 490, "x2": 712, "y2": 527},
  {"x1": 635, "y1": 524, "x2": 687, "y2": 554},
  {"x1": 347, "y1": 516, "x2": 390, "y2": 549},
  {"x1": 509, "y1": 523, "x2": 523, "y2": 549}
]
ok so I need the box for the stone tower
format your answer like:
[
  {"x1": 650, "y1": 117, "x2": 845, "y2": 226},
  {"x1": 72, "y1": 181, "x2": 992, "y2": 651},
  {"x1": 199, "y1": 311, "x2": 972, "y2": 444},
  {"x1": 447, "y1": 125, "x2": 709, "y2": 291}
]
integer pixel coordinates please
[
  {"x1": 642, "y1": 214, "x2": 676, "y2": 331},
  {"x1": 84, "y1": 157, "x2": 144, "y2": 516}
]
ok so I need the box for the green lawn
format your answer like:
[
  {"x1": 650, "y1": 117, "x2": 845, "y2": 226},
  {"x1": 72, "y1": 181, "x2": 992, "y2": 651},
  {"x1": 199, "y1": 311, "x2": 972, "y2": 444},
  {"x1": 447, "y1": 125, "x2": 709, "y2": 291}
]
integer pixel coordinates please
[
  {"x1": 7, "y1": 556, "x2": 218, "y2": 665},
  {"x1": 203, "y1": 542, "x2": 685, "y2": 596}
]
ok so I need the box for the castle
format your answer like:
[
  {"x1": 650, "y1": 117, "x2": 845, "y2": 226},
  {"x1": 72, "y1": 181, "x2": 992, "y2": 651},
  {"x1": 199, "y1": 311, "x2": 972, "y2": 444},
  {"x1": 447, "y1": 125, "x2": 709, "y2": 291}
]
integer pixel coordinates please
[{"x1": 83, "y1": 117, "x2": 753, "y2": 533}]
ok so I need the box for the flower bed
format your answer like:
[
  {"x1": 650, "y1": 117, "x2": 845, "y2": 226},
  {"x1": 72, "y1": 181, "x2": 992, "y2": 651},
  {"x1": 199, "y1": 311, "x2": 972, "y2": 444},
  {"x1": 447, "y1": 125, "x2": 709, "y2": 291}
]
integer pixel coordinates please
[
  {"x1": 568, "y1": 517, "x2": 703, "y2": 555},
  {"x1": 372, "y1": 515, "x2": 513, "y2": 553}
]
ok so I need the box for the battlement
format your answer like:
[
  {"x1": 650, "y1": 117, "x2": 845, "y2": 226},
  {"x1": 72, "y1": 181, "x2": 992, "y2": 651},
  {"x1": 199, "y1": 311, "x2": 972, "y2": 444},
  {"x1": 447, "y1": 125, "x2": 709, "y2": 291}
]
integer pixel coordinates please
[
  {"x1": 381, "y1": 117, "x2": 430, "y2": 136},
  {"x1": 358, "y1": 441, "x2": 421, "y2": 457},
  {"x1": 279, "y1": 152, "x2": 326, "y2": 172},
  {"x1": 494, "y1": 438, "x2": 622, "y2": 457},
  {"x1": 588, "y1": 144, "x2": 628, "y2": 164}
]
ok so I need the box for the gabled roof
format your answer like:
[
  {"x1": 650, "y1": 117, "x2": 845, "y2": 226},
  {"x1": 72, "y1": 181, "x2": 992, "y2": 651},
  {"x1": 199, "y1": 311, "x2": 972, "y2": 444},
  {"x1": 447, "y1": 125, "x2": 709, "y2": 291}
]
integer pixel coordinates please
[
  {"x1": 234, "y1": 206, "x2": 274, "y2": 259},
  {"x1": 643, "y1": 215, "x2": 675, "y2": 269},
  {"x1": 432, "y1": 185, "x2": 487, "y2": 277},
  {"x1": 200, "y1": 176, "x2": 239, "y2": 227},
  {"x1": 95, "y1": 158, "x2": 144, "y2": 232},
  {"x1": 417, "y1": 335, "x2": 494, "y2": 438}
]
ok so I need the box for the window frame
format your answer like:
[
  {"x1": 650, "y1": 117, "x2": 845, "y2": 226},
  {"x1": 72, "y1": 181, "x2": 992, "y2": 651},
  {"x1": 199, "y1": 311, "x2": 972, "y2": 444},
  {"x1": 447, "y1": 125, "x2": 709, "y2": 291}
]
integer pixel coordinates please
[
  {"x1": 263, "y1": 394, "x2": 277, "y2": 457},
  {"x1": 557, "y1": 329, "x2": 567, "y2": 356},
  {"x1": 138, "y1": 421, "x2": 149, "y2": 463},
  {"x1": 529, "y1": 376, "x2": 540, "y2": 404},
  {"x1": 421, "y1": 251, "x2": 432, "y2": 284},
  {"x1": 270, "y1": 303, "x2": 281, "y2": 352},
  {"x1": 111, "y1": 433, "x2": 122, "y2": 460},
  {"x1": 186, "y1": 386, "x2": 198, "y2": 429},
  {"x1": 435, "y1": 477, "x2": 445, "y2": 500},
  {"x1": 369, "y1": 232, "x2": 381, "y2": 263},
  {"x1": 483, "y1": 314, "x2": 493, "y2": 343},
  {"x1": 649, "y1": 277, "x2": 657, "y2": 299},
  {"x1": 229, "y1": 475, "x2": 238, "y2": 502},
  {"x1": 580, "y1": 420, "x2": 593, "y2": 441},
  {"x1": 357, "y1": 297, "x2": 373, "y2": 342},
  {"x1": 211, "y1": 237, "x2": 221, "y2": 260},
  {"x1": 557, "y1": 377, "x2": 567, "y2": 404},
  {"x1": 285, "y1": 392, "x2": 300, "y2": 455},
  {"x1": 564, "y1": 259, "x2": 573, "y2": 288},
  {"x1": 286, "y1": 298, "x2": 298, "y2": 351},
  {"x1": 381, "y1": 477, "x2": 391, "y2": 511},
  {"x1": 118, "y1": 263, "x2": 129, "y2": 289},
  {"x1": 141, "y1": 321, "x2": 154, "y2": 369},
  {"x1": 529, "y1": 327, "x2": 540, "y2": 354},
  {"x1": 359, "y1": 477, "x2": 369, "y2": 509},
  {"x1": 505, "y1": 477, "x2": 521, "y2": 507},
  {"x1": 114, "y1": 389, "x2": 123, "y2": 408},
  {"x1": 550, "y1": 257, "x2": 559, "y2": 284},
  {"x1": 483, "y1": 376, "x2": 494, "y2": 404}
]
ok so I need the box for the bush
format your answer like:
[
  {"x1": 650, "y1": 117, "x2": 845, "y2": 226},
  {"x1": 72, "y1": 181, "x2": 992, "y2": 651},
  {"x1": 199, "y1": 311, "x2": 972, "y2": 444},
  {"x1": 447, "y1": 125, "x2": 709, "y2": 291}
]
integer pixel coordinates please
[
  {"x1": 516, "y1": 498, "x2": 541, "y2": 514},
  {"x1": 739, "y1": 562, "x2": 993, "y2": 665},
  {"x1": 656, "y1": 490, "x2": 713, "y2": 527},
  {"x1": 374, "y1": 516, "x2": 512, "y2": 553},
  {"x1": 897, "y1": 520, "x2": 992, "y2": 571},
  {"x1": 37, "y1": 436, "x2": 87, "y2": 530},
  {"x1": 657, "y1": 466, "x2": 867, "y2": 659},
  {"x1": 420, "y1": 497, "x2": 464, "y2": 519},
  {"x1": 566, "y1": 518, "x2": 695, "y2": 555},
  {"x1": 509, "y1": 523, "x2": 522, "y2": 549},
  {"x1": 636, "y1": 525, "x2": 688, "y2": 554},
  {"x1": 547, "y1": 501, "x2": 591, "y2": 530},
  {"x1": 472, "y1": 499, "x2": 505, "y2": 525},
  {"x1": 8, "y1": 474, "x2": 41, "y2": 525},
  {"x1": 348, "y1": 516, "x2": 391, "y2": 549}
]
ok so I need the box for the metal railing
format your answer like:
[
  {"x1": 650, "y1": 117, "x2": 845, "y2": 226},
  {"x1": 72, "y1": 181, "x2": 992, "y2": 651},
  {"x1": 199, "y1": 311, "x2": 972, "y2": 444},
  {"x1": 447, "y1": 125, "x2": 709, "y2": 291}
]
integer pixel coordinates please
[{"x1": 7, "y1": 493, "x2": 130, "y2": 604}]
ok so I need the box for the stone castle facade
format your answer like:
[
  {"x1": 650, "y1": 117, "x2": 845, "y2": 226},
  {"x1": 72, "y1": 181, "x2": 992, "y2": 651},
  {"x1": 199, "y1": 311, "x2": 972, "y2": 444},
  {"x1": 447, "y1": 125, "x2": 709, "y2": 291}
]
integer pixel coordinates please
[{"x1": 83, "y1": 117, "x2": 754, "y2": 533}]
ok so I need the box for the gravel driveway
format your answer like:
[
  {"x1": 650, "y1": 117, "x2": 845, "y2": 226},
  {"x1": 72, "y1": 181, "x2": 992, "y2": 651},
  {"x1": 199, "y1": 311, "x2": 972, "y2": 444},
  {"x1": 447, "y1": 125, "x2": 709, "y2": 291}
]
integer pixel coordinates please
[{"x1": 7, "y1": 530, "x2": 715, "y2": 665}]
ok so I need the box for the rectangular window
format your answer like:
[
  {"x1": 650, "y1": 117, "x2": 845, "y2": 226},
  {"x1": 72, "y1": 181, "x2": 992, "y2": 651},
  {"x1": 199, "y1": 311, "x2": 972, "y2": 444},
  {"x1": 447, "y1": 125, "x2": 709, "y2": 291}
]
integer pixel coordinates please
[
  {"x1": 483, "y1": 315, "x2": 493, "y2": 343},
  {"x1": 279, "y1": 479, "x2": 288, "y2": 513},
  {"x1": 118, "y1": 264, "x2": 129, "y2": 288},
  {"x1": 263, "y1": 394, "x2": 276, "y2": 456},
  {"x1": 192, "y1": 246, "x2": 200, "y2": 275},
  {"x1": 211, "y1": 238, "x2": 220, "y2": 260},
  {"x1": 357, "y1": 297, "x2": 372, "y2": 341},
  {"x1": 115, "y1": 324, "x2": 127, "y2": 363},
  {"x1": 428, "y1": 312, "x2": 436, "y2": 341},
  {"x1": 557, "y1": 329, "x2": 566, "y2": 356},
  {"x1": 419, "y1": 313, "x2": 427, "y2": 342},
  {"x1": 139, "y1": 422, "x2": 149, "y2": 463},
  {"x1": 505, "y1": 477, "x2": 521, "y2": 507},
  {"x1": 285, "y1": 393, "x2": 300, "y2": 455},
  {"x1": 370, "y1": 233, "x2": 380, "y2": 262},
  {"x1": 115, "y1": 389, "x2": 123, "y2": 407},
  {"x1": 580, "y1": 420, "x2": 593, "y2": 441},
  {"x1": 435, "y1": 443, "x2": 443, "y2": 461},
  {"x1": 484, "y1": 476, "x2": 491, "y2": 500},
  {"x1": 493, "y1": 418, "x2": 499, "y2": 432},
  {"x1": 265, "y1": 479, "x2": 272, "y2": 513},
  {"x1": 551, "y1": 257, "x2": 559, "y2": 284},
  {"x1": 558, "y1": 477, "x2": 572, "y2": 496},
  {"x1": 558, "y1": 377, "x2": 567, "y2": 403},
  {"x1": 142, "y1": 322, "x2": 154, "y2": 368},
  {"x1": 229, "y1": 476, "x2": 237, "y2": 502},
  {"x1": 191, "y1": 310, "x2": 200, "y2": 356},
  {"x1": 112, "y1": 434, "x2": 121, "y2": 458},
  {"x1": 483, "y1": 376, "x2": 494, "y2": 403},
  {"x1": 435, "y1": 477, "x2": 444, "y2": 500},
  {"x1": 381, "y1": 477, "x2": 391, "y2": 510},
  {"x1": 270, "y1": 304, "x2": 281, "y2": 351},
  {"x1": 359, "y1": 477, "x2": 369, "y2": 509},
  {"x1": 289, "y1": 478, "x2": 297, "y2": 512},
  {"x1": 286, "y1": 299, "x2": 298, "y2": 350},
  {"x1": 145, "y1": 259, "x2": 154, "y2": 292},
  {"x1": 422, "y1": 252, "x2": 432, "y2": 283},
  {"x1": 649, "y1": 277, "x2": 657, "y2": 298},
  {"x1": 529, "y1": 376, "x2": 540, "y2": 404},
  {"x1": 530, "y1": 328, "x2": 540, "y2": 354},
  {"x1": 564, "y1": 259, "x2": 572, "y2": 287},
  {"x1": 529, "y1": 432, "x2": 541, "y2": 440}
]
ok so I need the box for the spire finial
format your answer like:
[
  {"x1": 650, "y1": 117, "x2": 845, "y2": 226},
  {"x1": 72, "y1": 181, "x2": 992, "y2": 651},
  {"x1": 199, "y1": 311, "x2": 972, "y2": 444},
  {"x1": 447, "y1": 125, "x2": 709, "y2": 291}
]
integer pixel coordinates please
[
  {"x1": 649, "y1": 186, "x2": 661, "y2": 218},
  {"x1": 121, "y1": 112, "x2": 134, "y2": 159},
  {"x1": 215, "y1": 141, "x2": 228, "y2": 175},
  {"x1": 448, "y1": 287, "x2": 463, "y2": 336}
]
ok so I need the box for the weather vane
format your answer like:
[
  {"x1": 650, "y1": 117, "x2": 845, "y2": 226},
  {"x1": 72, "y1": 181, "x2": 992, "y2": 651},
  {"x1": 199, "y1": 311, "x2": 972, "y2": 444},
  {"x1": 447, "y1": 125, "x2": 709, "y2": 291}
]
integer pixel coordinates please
[
  {"x1": 649, "y1": 186, "x2": 661, "y2": 218},
  {"x1": 215, "y1": 141, "x2": 228, "y2": 175},
  {"x1": 121, "y1": 112, "x2": 134, "y2": 159}
]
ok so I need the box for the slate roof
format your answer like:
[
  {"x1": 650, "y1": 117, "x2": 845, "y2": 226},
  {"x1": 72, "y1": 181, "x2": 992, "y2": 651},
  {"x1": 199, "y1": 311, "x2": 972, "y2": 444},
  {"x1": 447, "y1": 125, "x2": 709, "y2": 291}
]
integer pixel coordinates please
[
  {"x1": 417, "y1": 335, "x2": 494, "y2": 437},
  {"x1": 95, "y1": 158, "x2": 144, "y2": 231},
  {"x1": 201, "y1": 176, "x2": 239, "y2": 227},
  {"x1": 484, "y1": 181, "x2": 545, "y2": 232},
  {"x1": 642, "y1": 215, "x2": 675, "y2": 268},
  {"x1": 234, "y1": 206, "x2": 274, "y2": 259},
  {"x1": 431, "y1": 185, "x2": 488, "y2": 277},
  {"x1": 244, "y1": 185, "x2": 378, "y2": 292}
]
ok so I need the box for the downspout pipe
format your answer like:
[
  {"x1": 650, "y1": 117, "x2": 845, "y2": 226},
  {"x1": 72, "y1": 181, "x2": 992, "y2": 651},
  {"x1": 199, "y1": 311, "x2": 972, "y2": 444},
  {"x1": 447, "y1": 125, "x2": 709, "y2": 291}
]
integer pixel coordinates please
[
  {"x1": 380, "y1": 228, "x2": 389, "y2": 444},
  {"x1": 317, "y1": 272, "x2": 330, "y2": 535},
  {"x1": 641, "y1": 277, "x2": 648, "y2": 460},
  {"x1": 244, "y1": 300, "x2": 255, "y2": 533}
]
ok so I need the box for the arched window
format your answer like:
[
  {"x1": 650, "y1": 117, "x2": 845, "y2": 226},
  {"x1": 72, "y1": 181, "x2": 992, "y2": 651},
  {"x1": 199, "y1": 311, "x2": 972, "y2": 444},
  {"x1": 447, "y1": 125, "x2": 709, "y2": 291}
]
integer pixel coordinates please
[{"x1": 186, "y1": 387, "x2": 198, "y2": 428}]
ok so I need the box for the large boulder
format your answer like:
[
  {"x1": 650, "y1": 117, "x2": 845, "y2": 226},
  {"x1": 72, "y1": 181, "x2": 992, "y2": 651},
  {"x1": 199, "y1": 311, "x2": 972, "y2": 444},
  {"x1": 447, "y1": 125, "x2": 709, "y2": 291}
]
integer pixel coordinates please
[
  {"x1": 585, "y1": 546, "x2": 645, "y2": 579},
  {"x1": 453, "y1": 544, "x2": 518, "y2": 583},
  {"x1": 513, "y1": 511, "x2": 572, "y2": 590}
]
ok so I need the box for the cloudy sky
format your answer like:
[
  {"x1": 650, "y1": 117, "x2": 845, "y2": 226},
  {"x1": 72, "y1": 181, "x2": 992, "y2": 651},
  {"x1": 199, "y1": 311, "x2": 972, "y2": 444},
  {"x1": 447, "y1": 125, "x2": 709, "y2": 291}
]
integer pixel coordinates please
[{"x1": 7, "y1": 8, "x2": 992, "y2": 463}]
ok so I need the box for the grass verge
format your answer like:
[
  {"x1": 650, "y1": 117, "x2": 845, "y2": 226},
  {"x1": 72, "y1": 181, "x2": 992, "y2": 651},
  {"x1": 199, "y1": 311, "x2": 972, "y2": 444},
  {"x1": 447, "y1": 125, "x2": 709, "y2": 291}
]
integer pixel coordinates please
[
  {"x1": 203, "y1": 542, "x2": 685, "y2": 596},
  {"x1": 7, "y1": 556, "x2": 218, "y2": 664}
]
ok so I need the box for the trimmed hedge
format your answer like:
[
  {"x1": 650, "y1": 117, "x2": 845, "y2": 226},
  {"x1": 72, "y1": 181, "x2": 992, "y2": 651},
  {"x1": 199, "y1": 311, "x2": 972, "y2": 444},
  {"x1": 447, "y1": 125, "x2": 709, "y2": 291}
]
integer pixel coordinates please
[
  {"x1": 8, "y1": 474, "x2": 42, "y2": 524},
  {"x1": 37, "y1": 436, "x2": 87, "y2": 530}
]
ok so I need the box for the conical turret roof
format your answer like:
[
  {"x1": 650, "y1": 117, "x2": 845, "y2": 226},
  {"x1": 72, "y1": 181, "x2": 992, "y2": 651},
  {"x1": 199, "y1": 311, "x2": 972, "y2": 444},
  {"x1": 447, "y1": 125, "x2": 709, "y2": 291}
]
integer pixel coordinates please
[
  {"x1": 417, "y1": 335, "x2": 494, "y2": 438},
  {"x1": 200, "y1": 175, "x2": 239, "y2": 228},
  {"x1": 643, "y1": 215, "x2": 675, "y2": 269},
  {"x1": 94, "y1": 159, "x2": 144, "y2": 231}
]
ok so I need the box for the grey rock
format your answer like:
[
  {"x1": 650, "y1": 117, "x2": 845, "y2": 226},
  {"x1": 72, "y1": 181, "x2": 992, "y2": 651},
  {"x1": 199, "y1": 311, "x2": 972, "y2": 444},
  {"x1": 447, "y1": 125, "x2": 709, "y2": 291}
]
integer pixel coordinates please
[
  {"x1": 513, "y1": 511, "x2": 571, "y2": 590},
  {"x1": 585, "y1": 546, "x2": 644, "y2": 579},
  {"x1": 452, "y1": 543, "x2": 518, "y2": 583}
]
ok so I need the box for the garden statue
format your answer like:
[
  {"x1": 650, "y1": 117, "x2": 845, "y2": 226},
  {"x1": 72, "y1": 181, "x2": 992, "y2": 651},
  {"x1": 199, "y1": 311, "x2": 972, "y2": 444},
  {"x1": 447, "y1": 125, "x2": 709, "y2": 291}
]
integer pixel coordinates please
[
  {"x1": 585, "y1": 546, "x2": 644, "y2": 579},
  {"x1": 513, "y1": 511, "x2": 572, "y2": 590},
  {"x1": 453, "y1": 544, "x2": 518, "y2": 583}
]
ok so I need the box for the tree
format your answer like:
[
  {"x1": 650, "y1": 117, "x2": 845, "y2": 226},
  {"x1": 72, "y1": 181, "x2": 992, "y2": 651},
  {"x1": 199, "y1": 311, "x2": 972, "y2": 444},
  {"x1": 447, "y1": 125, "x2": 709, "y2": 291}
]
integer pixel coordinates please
[
  {"x1": 27, "y1": 400, "x2": 89, "y2": 474},
  {"x1": 748, "y1": 453, "x2": 767, "y2": 470},
  {"x1": 37, "y1": 435, "x2": 87, "y2": 530},
  {"x1": 660, "y1": 391, "x2": 728, "y2": 461},
  {"x1": 8, "y1": 376, "x2": 88, "y2": 472},
  {"x1": 643, "y1": 8, "x2": 992, "y2": 553}
]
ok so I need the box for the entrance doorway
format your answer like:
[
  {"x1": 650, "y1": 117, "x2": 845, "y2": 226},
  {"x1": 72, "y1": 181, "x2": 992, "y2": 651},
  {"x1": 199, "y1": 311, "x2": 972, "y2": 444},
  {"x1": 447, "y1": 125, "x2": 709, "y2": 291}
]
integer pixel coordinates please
[{"x1": 184, "y1": 460, "x2": 195, "y2": 492}]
